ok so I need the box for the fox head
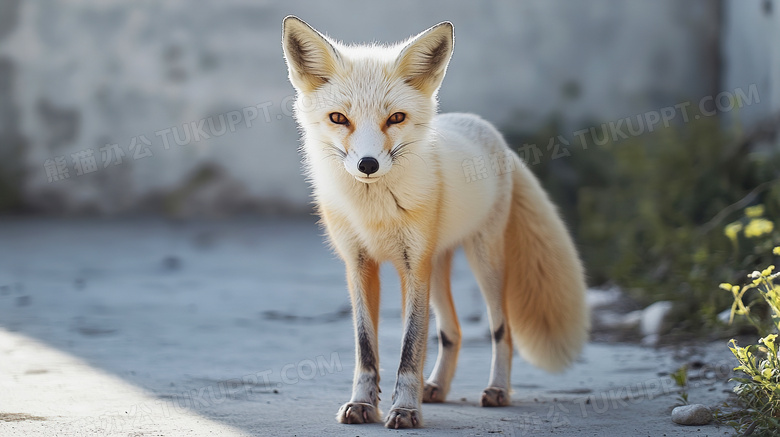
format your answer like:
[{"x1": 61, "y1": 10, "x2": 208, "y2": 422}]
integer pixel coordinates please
[{"x1": 282, "y1": 16, "x2": 454, "y2": 185}]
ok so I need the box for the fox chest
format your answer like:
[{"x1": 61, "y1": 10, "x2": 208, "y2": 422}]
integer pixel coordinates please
[
  {"x1": 322, "y1": 190, "x2": 436, "y2": 263},
  {"x1": 350, "y1": 207, "x2": 424, "y2": 262}
]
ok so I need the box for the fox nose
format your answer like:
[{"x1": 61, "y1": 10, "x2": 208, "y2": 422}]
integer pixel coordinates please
[{"x1": 357, "y1": 157, "x2": 379, "y2": 175}]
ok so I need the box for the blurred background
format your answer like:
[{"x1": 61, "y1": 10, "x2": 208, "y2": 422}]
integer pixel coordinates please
[
  {"x1": 1, "y1": 1, "x2": 779, "y2": 434},
  {"x1": 0, "y1": 1, "x2": 779, "y2": 332}
]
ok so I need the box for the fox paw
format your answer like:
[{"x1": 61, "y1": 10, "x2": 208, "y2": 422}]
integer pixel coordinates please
[
  {"x1": 423, "y1": 382, "x2": 445, "y2": 403},
  {"x1": 384, "y1": 407, "x2": 421, "y2": 429},
  {"x1": 336, "y1": 402, "x2": 380, "y2": 424},
  {"x1": 480, "y1": 387, "x2": 510, "y2": 407}
]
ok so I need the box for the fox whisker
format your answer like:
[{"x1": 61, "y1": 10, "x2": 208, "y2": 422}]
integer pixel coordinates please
[
  {"x1": 390, "y1": 140, "x2": 420, "y2": 159},
  {"x1": 319, "y1": 140, "x2": 347, "y2": 161}
]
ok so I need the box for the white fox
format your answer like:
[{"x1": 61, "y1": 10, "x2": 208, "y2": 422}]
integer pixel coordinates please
[{"x1": 282, "y1": 16, "x2": 589, "y2": 429}]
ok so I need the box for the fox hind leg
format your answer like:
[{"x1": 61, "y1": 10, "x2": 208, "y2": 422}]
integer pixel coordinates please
[
  {"x1": 423, "y1": 249, "x2": 461, "y2": 403},
  {"x1": 464, "y1": 231, "x2": 513, "y2": 407}
]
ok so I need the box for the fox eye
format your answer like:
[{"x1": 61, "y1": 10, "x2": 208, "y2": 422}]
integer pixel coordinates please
[
  {"x1": 329, "y1": 112, "x2": 349, "y2": 125},
  {"x1": 387, "y1": 112, "x2": 406, "y2": 125}
]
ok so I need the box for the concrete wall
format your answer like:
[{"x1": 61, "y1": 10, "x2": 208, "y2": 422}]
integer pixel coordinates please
[
  {"x1": 0, "y1": 1, "x2": 724, "y2": 215},
  {"x1": 0, "y1": 0, "x2": 25, "y2": 211},
  {"x1": 722, "y1": 0, "x2": 780, "y2": 132}
]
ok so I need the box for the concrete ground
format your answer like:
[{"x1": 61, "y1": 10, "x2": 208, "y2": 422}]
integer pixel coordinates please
[{"x1": 0, "y1": 218, "x2": 738, "y2": 436}]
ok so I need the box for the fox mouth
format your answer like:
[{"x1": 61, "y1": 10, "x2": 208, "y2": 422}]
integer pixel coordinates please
[{"x1": 354, "y1": 175, "x2": 380, "y2": 184}]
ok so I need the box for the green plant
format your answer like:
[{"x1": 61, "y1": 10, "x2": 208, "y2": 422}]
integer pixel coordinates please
[
  {"x1": 670, "y1": 364, "x2": 689, "y2": 406},
  {"x1": 722, "y1": 245, "x2": 780, "y2": 434},
  {"x1": 504, "y1": 114, "x2": 780, "y2": 333}
]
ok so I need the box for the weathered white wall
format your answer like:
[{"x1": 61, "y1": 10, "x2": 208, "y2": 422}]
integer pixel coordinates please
[
  {"x1": 775, "y1": 3, "x2": 780, "y2": 120},
  {"x1": 722, "y1": 0, "x2": 780, "y2": 131},
  {"x1": 0, "y1": 0, "x2": 723, "y2": 214}
]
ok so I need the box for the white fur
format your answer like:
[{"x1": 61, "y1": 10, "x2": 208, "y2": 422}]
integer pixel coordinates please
[{"x1": 282, "y1": 16, "x2": 589, "y2": 429}]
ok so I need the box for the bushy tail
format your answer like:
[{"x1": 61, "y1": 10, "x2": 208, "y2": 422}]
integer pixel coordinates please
[{"x1": 503, "y1": 159, "x2": 590, "y2": 373}]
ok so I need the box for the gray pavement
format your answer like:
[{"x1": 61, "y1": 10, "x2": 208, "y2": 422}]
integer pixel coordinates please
[{"x1": 0, "y1": 218, "x2": 737, "y2": 436}]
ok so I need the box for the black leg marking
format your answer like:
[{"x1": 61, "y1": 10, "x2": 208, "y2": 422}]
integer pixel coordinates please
[
  {"x1": 439, "y1": 330, "x2": 453, "y2": 348},
  {"x1": 402, "y1": 248, "x2": 411, "y2": 271},
  {"x1": 493, "y1": 323, "x2": 505, "y2": 343},
  {"x1": 398, "y1": 318, "x2": 423, "y2": 374},
  {"x1": 358, "y1": 326, "x2": 377, "y2": 374},
  {"x1": 356, "y1": 249, "x2": 366, "y2": 269}
]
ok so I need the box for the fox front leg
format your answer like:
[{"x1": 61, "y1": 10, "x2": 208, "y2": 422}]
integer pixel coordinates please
[
  {"x1": 336, "y1": 250, "x2": 383, "y2": 424},
  {"x1": 385, "y1": 250, "x2": 432, "y2": 429}
]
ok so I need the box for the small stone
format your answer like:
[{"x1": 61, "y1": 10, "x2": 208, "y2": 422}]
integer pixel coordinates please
[
  {"x1": 717, "y1": 308, "x2": 731, "y2": 324},
  {"x1": 671, "y1": 404, "x2": 713, "y2": 426},
  {"x1": 640, "y1": 301, "x2": 674, "y2": 337},
  {"x1": 162, "y1": 256, "x2": 181, "y2": 271},
  {"x1": 688, "y1": 359, "x2": 704, "y2": 370}
]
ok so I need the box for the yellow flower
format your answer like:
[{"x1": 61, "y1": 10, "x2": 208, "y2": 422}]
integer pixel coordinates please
[
  {"x1": 744, "y1": 218, "x2": 774, "y2": 238},
  {"x1": 761, "y1": 333, "x2": 777, "y2": 352},
  {"x1": 761, "y1": 266, "x2": 775, "y2": 277},
  {"x1": 768, "y1": 285, "x2": 780, "y2": 304},
  {"x1": 774, "y1": 246, "x2": 780, "y2": 256},
  {"x1": 724, "y1": 222, "x2": 743, "y2": 241},
  {"x1": 719, "y1": 283, "x2": 733, "y2": 291},
  {"x1": 745, "y1": 204, "x2": 765, "y2": 218}
]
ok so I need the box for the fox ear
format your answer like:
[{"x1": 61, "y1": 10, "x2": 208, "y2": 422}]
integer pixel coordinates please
[
  {"x1": 282, "y1": 16, "x2": 341, "y2": 93},
  {"x1": 396, "y1": 22, "x2": 454, "y2": 96}
]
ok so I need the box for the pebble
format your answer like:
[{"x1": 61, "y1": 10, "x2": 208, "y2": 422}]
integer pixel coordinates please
[
  {"x1": 640, "y1": 301, "x2": 673, "y2": 337},
  {"x1": 671, "y1": 404, "x2": 713, "y2": 426}
]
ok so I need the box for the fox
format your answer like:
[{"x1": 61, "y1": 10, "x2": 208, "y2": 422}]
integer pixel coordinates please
[{"x1": 281, "y1": 16, "x2": 589, "y2": 429}]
